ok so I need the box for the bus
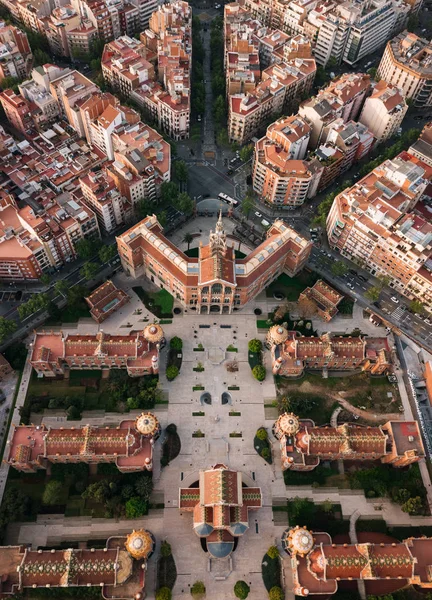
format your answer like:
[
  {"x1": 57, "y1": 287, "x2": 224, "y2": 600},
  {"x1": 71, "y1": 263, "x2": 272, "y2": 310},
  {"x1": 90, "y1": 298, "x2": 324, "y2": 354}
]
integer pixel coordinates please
[{"x1": 218, "y1": 192, "x2": 239, "y2": 207}]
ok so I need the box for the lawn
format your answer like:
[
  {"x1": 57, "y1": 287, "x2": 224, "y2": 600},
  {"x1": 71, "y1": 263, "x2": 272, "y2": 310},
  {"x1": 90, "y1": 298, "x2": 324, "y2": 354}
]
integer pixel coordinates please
[
  {"x1": 265, "y1": 270, "x2": 318, "y2": 301},
  {"x1": 338, "y1": 297, "x2": 354, "y2": 315},
  {"x1": 287, "y1": 498, "x2": 349, "y2": 537},
  {"x1": 261, "y1": 551, "x2": 281, "y2": 591},
  {"x1": 133, "y1": 286, "x2": 174, "y2": 318},
  {"x1": 283, "y1": 463, "x2": 339, "y2": 487},
  {"x1": 276, "y1": 372, "x2": 400, "y2": 417}
]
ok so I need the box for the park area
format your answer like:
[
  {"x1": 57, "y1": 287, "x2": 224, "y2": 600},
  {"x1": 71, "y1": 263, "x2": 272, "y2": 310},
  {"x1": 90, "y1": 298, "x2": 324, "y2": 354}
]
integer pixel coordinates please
[
  {"x1": 265, "y1": 271, "x2": 318, "y2": 301},
  {"x1": 275, "y1": 372, "x2": 401, "y2": 425},
  {"x1": 19, "y1": 369, "x2": 164, "y2": 423}
]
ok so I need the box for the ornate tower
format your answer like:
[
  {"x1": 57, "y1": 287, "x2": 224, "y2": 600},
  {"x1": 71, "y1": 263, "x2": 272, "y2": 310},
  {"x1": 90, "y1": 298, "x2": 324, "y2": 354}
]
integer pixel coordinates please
[{"x1": 209, "y1": 210, "x2": 227, "y2": 256}]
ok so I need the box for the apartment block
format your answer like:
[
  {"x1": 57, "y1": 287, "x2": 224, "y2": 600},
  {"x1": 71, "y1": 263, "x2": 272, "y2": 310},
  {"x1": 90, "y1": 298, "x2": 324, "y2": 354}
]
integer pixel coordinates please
[
  {"x1": 79, "y1": 168, "x2": 132, "y2": 233},
  {"x1": 378, "y1": 31, "x2": 432, "y2": 107},
  {"x1": 102, "y1": 35, "x2": 155, "y2": 97},
  {"x1": 0, "y1": 190, "x2": 100, "y2": 280},
  {"x1": 0, "y1": 22, "x2": 32, "y2": 82},
  {"x1": 117, "y1": 213, "x2": 313, "y2": 313},
  {"x1": 229, "y1": 58, "x2": 316, "y2": 144},
  {"x1": 0, "y1": 88, "x2": 35, "y2": 134},
  {"x1": 49, "y1": 69, "x2": 99, "y2": 136},
  {"x1": 327, "y1": 151, "x2": 432, "y2": 310},
  {"x1": 299, "y1": 72, "x2": 370, "y2": 147},
  {"x1": 18, "y1": 65, "x2": 64, "y2": 127},
  {"x1": 252, "y1": 115, "x2": 323, "y2": 206},
  {"x1": 359, "y1": 80, "x2": 407, "y2": 143}
]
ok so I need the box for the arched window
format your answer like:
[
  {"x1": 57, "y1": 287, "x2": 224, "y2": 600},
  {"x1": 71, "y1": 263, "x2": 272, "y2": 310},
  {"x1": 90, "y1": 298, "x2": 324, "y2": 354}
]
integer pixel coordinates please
[
  {"x1": 211, "y1": 283, "x2": 222, "y2": 294},
  {"x1": 225, "y1": 287, "x2": 232, "y2": 294},
  {"x1": 201, "y1": 286, "x2": 209, "y2": 294}
]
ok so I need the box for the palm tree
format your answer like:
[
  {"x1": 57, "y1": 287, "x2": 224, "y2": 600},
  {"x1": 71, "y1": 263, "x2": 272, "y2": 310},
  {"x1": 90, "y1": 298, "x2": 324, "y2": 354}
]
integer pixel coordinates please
[{"x1": 183, "y1": 232, "x2": 194, "y2": 251}]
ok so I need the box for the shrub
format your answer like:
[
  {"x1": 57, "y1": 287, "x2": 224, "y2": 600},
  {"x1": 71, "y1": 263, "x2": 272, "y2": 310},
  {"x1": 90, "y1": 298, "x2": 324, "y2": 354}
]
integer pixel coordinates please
[
  {"x1": 191, "y1": 580, "x2": 206, "y2": 597},
  {"x1": 261, "y1": 448, "x2": 270, "y2": 459},
  {"x1": 267, "y1": 546, "x2": 279, "y2": 559},
  {"x1": 234, "y1": 580, "x2": 250, "y2": 599},
  {"x1": 42, "y1": 480, "x2": 64, "y2": 505},
  {"x1": 125, "y1": 496, "x2": 147, "y2": 518},
  {"x1": 160, "y1": 540, "x2": 172, "y2": 557},
  {"x1": 166, "y1": 423, "x2": 177, "y2": 434},
  {"x1": 252, "y1": 365, "x2": 266, "y2": 381},
  {"x1": 256, "y1": 428, "x2": 268, "y2": 441},
  {"x1": 161, "y1": 455, "x2": 169, "y2": 467},
  {"x1": 156, "y1": 588, "x2": 172, "y2": 600},
  {"x1": 248, "y1": 339, "x2": 262, "y2": 353},
  {"x1": 166, "y1": 365, "x2": 179, "y2": 381},
  {"x1": 268, "y1": 586, "x2": 284, "y2": 600},
  {"x1": 170, "y1": 336, "x2": 183, "y2": 351}
]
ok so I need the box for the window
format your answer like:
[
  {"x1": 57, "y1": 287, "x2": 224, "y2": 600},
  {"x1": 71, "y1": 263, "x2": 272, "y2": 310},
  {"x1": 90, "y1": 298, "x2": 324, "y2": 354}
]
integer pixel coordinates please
[{"x1": 211, "y1": 283, "x2": 222, "y2": 294}]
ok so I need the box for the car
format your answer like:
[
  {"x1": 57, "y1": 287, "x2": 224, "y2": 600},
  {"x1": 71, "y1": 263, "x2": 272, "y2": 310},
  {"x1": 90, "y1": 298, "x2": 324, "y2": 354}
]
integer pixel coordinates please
[
  {"x1": 424, "y1": 318, "x2": 432, "y2": 325},
  {"x1": 327, "y1": 253, "x2": 332, "y2": 258},
  {"x1": 358, "y1": 274, "x2": 367, "y2": 282},
  {"x1": 390, "y1": 296, "x2": 399, "y2": 303},
  {"x1": 347, "y1": 282, "x2": 355, "y2": 290},
  {"x1": 255, "y1": 211, "x2": 262, "y2": 218},
  {"x1": 373, "y1": 301, "x2": 382, "y2": 308},
  {"x1": 197, "y1": 115, "x2": 202, "y2": 122},
  {"x1": 349, "y1": 269, "x2": 357, "y2": 276},
  {"x1": 414, "y1": 116, "x2": 423, "y2": 120}
]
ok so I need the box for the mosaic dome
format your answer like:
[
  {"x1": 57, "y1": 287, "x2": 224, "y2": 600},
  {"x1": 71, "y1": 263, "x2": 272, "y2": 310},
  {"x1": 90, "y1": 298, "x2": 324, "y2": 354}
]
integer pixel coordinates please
[
  {"x1": 277, "y1": 413, "x2": 300, "y2": 436},
  {"x1": 285, "y1": 526, "x2": 314, "y2": 556},
  {"x1": 125, "y1": 529, "x2": 154, "y2": 560},
  {"x1": 135, "y1": 412, "x2": 160, "y2": 437},
  {"x1": 143, "y1": 323, "x2": 164, "y2": 344},
  {"x1": 269, "y1": 324, "x2": 289, "y2": 344}
]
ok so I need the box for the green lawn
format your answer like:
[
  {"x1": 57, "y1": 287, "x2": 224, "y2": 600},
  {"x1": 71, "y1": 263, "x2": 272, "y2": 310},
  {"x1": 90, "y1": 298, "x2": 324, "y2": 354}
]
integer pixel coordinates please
[
  {"x1": 265, "y1": 271, "x2": 318, "y2": 301},
  {"x1": 133, "y1": 286, "x2": 174, "y2": 317}
]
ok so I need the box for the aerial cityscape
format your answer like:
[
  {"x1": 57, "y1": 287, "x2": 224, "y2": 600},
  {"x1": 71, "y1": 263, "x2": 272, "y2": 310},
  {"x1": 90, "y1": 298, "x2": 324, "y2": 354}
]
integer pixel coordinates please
[{"x1": 0, "y1": 0, "x2": 430, "y2": 597}]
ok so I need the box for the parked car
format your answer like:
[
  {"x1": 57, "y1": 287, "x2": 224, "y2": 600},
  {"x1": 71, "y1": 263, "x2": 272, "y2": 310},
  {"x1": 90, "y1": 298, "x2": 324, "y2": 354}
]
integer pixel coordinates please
[
  {"x1": 347, "y1": 282, "x2": 355, "y2": 290},
  {"x1": 255, "y1": 211, "x2": 262, "y2": 218},
  {"x1": 358, "y1": 274, "x2": 367, "y2": 282},
  {"x1": 349, "y1": 269, "x2": 357, "y2": 276},
  {"x1": 390, "y1": 296, "x2": 399, "y2": 303}
]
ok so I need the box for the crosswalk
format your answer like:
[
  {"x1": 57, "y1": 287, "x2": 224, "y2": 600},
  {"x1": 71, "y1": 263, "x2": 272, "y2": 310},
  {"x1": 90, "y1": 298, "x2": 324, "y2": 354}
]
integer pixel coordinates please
[{"x1": 392, "y1": 306, "x2": 406, "y2": 320}]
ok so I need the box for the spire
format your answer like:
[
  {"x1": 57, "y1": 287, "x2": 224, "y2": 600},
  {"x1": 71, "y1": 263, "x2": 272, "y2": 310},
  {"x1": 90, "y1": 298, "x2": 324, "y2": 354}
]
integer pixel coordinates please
[{"x1": 209, "y1": 210, "x2": 227, "y2": 256}]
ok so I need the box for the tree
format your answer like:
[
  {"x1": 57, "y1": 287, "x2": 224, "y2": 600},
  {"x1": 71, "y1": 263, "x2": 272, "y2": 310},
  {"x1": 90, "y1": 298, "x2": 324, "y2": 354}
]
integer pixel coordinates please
[
  {"x1": 82, "y1": 480, "x2": 110, "y2": 504},
  {"x1": 177, "y1": 192, "x2": 194, "y2": 215},
  {"x1": 367, "y1": 67, "x2": 379, "y2": 81},
  {"x1": 66, "y1": 285, "x2": 87, "y2": 308},
  {"x1": 269, "y1": 587, "x2": 284, "y2": 600},
  {"x1": 42, "y1": 480, "x2": 64, "y2": 505},
  {"x1": 127, "y1": 396, "x2": 140, "y2": 409},
  {"x1": 40, "y1": 273, "x2": 51, "y2": 285},
  {"x1": 326, "y1": 56, "x2": 338, "y2": 69},
  {"x1": 297, "y1": 296, "x2": 318, "y2": 319},
  {"x1": 217, "y1": 129, "x2": 230, "y2": 147},
  {"x1": 239, "y1": 144, "x2": 254, "y2": 162},
  {"x1": 394, "y1": 488, "x2": 411, "y2": 505},
  {"x1": 183, "y1": 232, "x2": 194, "y2": 251},
  {"x1": 234, "y1": 581, "x2": 250, "y2": 599},
  {"x1": 1, "y1": 76, "x2": 21, "y2": 93},
  {"x1": 54, "y1": 280, "x2": 69, "y2": 296},
  {"x1": 160, "y1": 540, "x2": 172, "y2": 557},
  {"x1": 173, "y1": 160, "x2": 188, "y2": 183},
  {"x1": 248, "y1": 339, "x2": 262, "y2": 353},
  {"x1": 47, "y1": 301, "x2": 61, "y2": 322},
  {"x1": 166, "y1": 365, "x2": 179, "y2": 381},
  {"x1": 331, "y1": 261, "x2": 349, "y2": 277},
  {"x1": 33, "y1": 48, "x2": 50, "y2": 66},
  {"x1": 135, "y1": 475, "x2": 153, "y2": 500},
  {"x1": 158, "y1": 211, "x2": 167, "y2": 227},
  {"x1": 80, "y1": 262, "x2": 100, "y2": 281},
  {"x1": 125, "y1": 496, "x2": 147, "y2": 518},
  {"x1": 160, "y1": 181, "x2": 179, "y2": 204},
  {"x1": 252, "y1": 365, "x2": 266, "y2": 381},
  {"x1": 261, "y1": 447, "x2": 270, "y2": 459},
  {"x1": 156, "y1": 588, "x2": 172, "y2": 600},
  {"x1": 274, "y1": 300, "x2": 289, "y2": 322},
  {"x1": 0, "y1": 317, "x2": 17, "y2": 342},
  {"x1": 166, "y1": 423, "x2": 177, "y2": 434},
  {"x1": 75, "y1": 238, "x2": 98, "y2": 260},
  {"x1": 213, "y1": 94, "x2": 226, "y2": 125},
  {"x1": 138, "y1": 198, "x2": 154, "y2": 218},
  {"x1": 407, "y1": 12, "x2": 419, "y2": 31},
  {"x1": 267, "y1": 546, "x2": 279, "y2": 559},
  {"x1": 401, "y1": 496, "x2": 423, "y2": 515},
  {"x1": 241, "y1": 194, "x2": 254, "y2": 219},
  {"x1": 409, "y1": 300, "x2": 424, "y2": 314},
  {"x1": 191, "y1": 580, "x2": 206, "y2": 598},
  {"x1": 98, "y1": 245, "x2": 117, "y2": 263},
  {"x1": 365, "y1": 286, "x2": 381, "y2": 302},
  {"x1": 170, "y1": 336, "x2": 183, "y2": 351},
  {"x1": 256, "y1": 427, "x2": 268, "y2": 441}
]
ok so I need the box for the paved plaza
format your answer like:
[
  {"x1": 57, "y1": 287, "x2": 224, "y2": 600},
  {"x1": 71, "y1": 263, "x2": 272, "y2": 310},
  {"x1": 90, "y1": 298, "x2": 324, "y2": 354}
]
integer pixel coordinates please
[{"x1": 5, "y1": 272, "x2": 432, "y2": 600}]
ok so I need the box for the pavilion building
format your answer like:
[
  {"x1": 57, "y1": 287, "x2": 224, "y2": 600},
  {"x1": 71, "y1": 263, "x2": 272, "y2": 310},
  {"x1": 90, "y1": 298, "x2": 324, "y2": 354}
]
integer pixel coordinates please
[
  {"x1": 179, "y1": 464, "x2": 262, "y2": 558},
  {"x1": 273, "y1": 412, "x2": 425, "y2": 471},
  {"x1": 6, "y1": 412, "x2": 161, "y2": 473}
]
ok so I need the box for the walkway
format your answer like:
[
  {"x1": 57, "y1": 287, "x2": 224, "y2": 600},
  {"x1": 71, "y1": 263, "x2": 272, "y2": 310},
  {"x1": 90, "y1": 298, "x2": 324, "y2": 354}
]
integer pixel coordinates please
[
  {"x1": 337, "y1": 396, "x2": 402, "y2": 422},
  {"x1": 201, "y1": 27, "x2": 217, "y2": 163},
  {"x1": 0, "y1": 348, "x2": 31, "y2": 505}
]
